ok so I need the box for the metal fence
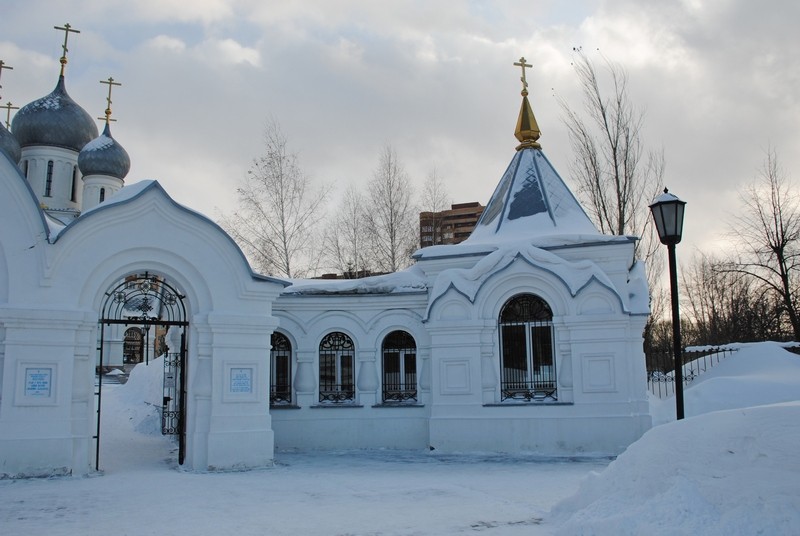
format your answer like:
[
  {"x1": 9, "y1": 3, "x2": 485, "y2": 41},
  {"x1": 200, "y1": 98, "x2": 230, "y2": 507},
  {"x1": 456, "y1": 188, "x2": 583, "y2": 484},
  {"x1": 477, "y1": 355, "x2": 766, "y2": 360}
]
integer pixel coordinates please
[{"x1": 647, "y1": 347, "x2": 737, "y2": 398}]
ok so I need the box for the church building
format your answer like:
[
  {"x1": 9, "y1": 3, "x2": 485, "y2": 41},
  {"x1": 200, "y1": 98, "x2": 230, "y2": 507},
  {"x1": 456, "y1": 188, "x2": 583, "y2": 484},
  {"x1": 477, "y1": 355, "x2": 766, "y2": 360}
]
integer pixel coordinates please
[{"x1": 0, "y1": 28, "x2": 651, "y2": 477}]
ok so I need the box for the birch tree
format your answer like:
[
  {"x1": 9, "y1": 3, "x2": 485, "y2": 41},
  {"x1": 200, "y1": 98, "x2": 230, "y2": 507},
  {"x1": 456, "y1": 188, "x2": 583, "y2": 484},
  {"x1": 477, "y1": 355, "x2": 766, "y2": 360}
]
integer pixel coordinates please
[
  {"x1": 221, "y1": 120, "x2": 329, "y2": 278},
  {"x1": 365, "y1": 145, "x2": 417, "y2": 272},
  {"x1": 324, "y1": 185, "x2": 372, "y2": 277},
  {"x1": 419, "y1": 167, "x2": 451, "y2": 246}
]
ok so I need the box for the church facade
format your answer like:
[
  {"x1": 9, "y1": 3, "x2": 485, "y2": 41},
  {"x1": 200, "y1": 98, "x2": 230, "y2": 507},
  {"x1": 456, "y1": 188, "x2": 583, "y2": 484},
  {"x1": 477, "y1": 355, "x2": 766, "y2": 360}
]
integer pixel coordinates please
[{"x1": 0, "y1": 36, "x2": 651, "y2": 477}]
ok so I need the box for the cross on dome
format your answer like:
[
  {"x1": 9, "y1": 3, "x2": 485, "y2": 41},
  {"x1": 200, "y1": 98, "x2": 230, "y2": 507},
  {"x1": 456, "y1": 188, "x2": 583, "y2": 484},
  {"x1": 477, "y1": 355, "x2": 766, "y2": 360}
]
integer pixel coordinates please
[
  {"x1": 3, "y1": 102, "x2": 19, "y2": 130},
  {"x1": 0, "y1": 60, "x2": 13, "y2": 101},
  {"x1": 54, "y1": 23, "x2": 80, "y2": 76},
  {"x1": 513, "y1": 57, "x2": 532, "y2": 94},
  {"x1": 99, "y1": 77, "x2": 122, "y2": 124}
]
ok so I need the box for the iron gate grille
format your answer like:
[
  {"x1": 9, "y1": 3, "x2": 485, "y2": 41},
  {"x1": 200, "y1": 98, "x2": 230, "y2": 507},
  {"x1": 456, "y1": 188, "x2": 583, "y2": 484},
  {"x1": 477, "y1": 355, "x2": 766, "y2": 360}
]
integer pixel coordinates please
[
  {"x1": 161, "y1": 336, "x2": 183, "y2": 434},
  {"x1": 95, "y1": 273, "x2": 188, "y2": 469}
]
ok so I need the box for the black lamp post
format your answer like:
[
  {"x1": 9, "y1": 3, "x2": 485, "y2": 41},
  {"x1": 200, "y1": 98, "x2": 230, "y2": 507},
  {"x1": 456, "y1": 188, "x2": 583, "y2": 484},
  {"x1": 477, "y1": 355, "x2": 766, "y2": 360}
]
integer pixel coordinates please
[{"x1": 649, "y1": 188, "x2": 687, "y2": 420}]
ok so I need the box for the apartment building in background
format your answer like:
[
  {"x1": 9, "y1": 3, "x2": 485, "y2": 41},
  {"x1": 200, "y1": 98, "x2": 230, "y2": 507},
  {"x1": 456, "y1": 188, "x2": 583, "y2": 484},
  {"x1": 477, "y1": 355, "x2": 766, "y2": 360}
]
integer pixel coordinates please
[{"x1": 419, "y1": 202, "x2": 485, "y2": 247}]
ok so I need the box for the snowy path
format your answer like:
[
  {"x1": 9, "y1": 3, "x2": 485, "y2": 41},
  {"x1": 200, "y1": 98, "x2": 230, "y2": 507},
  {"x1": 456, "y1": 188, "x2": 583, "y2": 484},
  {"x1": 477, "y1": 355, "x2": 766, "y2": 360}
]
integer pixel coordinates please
[
  {"x1": 0, "y1": 448, "x2": 605, "y2": 535},
  {"x1": 0, "y1": 382, "x2": 607, "y2": 535}
]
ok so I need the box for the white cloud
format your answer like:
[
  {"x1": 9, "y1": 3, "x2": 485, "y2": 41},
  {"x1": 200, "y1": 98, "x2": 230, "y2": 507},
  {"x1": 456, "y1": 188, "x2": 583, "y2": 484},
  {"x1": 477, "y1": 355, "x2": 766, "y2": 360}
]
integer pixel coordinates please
[
  {"x1": 130, "y1": 0, "x2": 234, "y2": 25},
  {"x1": 204, "y1": 38, "x2": 260, "y2": 67},
  {"x1": 144, "y1": 35, "x2": 187, "y2": 53}
]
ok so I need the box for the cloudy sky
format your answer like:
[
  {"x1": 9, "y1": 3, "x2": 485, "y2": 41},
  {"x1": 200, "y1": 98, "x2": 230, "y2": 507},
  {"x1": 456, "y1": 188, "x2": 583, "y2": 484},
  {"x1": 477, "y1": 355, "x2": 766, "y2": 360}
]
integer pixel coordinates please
[{"x1": 1, "y1": 0, "x2": 798, "y2": 258}]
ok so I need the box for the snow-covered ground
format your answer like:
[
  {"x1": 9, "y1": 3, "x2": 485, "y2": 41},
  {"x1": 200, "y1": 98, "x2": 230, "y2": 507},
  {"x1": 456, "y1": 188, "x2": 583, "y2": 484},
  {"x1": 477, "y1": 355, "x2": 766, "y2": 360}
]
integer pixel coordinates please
[{"x1": 1, "y1": 342, "x2": 798, "y2": 535}]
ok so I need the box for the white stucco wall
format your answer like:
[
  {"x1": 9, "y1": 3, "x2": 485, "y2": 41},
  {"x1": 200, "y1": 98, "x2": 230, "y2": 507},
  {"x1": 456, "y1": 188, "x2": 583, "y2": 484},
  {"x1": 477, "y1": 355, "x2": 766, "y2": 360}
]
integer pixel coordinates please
[{"x1": 0, "y1": 174, "x2": 286, "y2": 476}]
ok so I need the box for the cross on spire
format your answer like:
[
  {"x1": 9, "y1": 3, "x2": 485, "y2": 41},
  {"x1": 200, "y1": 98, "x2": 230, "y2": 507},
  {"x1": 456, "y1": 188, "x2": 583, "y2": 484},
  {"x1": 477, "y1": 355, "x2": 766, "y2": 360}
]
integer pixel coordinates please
[
  {"x1": 98, "y1": 77, "x2": 122, "y2": 124},
  {"x1": 3, "y1": 102, "x2": 19, "y2": 130},
  {"x1": 54, "y1": 23, "x2": 81, "y2": 76},
  {"x1": 0, "y1": 60, "x2": 13, "y2": 101},
  {"x1": 513, "y1": 56, "x2": 532, "y2": 94}
]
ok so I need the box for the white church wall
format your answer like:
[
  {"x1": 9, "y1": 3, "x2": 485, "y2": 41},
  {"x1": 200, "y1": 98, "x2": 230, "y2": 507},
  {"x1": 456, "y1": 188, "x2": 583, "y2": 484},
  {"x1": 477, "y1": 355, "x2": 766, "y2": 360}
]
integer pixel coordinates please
[
  {"x1": 422, "y1": 250, "x2": 651, "y2": 455},
  {"x1": 21, "y1": 146, "x2": 81, "y2": 213},
  {"x1": 81, "y1": 174, "x2": 123, "y2": 212},
  {"x1": 271, "y1": 294, "x2": 431, "y2": 450},
  {"x1": 0, "y1": 178, "x2": 285, "y2": 476}
]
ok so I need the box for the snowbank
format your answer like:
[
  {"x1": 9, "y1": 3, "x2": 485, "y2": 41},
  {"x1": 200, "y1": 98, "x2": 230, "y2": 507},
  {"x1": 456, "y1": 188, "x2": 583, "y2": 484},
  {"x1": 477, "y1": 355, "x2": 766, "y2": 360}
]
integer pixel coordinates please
[{"x1": 552, "y1": 343, "x2": 800, "y2": 535}]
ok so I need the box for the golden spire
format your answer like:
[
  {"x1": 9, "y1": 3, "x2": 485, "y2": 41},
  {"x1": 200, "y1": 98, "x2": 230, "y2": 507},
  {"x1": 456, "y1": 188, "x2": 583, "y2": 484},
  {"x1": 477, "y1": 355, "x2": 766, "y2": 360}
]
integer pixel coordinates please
[
  {"x1": 54, "y1": 23, "x2": 80, "y2": 76},
  {"x1": 513, "y1": 56, "x2": 541, "y2": 150},
  {"x1": 98, "y1": 77, "x2": 121, "y2": 124}
]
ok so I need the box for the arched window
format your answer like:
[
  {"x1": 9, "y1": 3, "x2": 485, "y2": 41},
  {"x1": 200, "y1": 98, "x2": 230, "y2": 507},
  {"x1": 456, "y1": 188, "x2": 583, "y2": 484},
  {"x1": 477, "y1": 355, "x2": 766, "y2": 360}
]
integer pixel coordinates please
[
  {"x1": 70, "y1": 165, "x2": 78, "y2": 202},
  {"x1": 499, "y1": 294, "x2": 557, "y2": 401},
  {"x1": 319, "y1": 331, "x2": 355, "y2": 403},
  {"x1": 381, "y1": 330, "x2": 417, "y2": 403},
  {"x1": 23, "y1": 160, "x2": 29, "y2": 178},
  {"x1": 44, "y1": 160, "x2": 54, "y2": 197},
  {"x1": 270, "y1": 332, "x2": 292, "y2": 405},
  {"x1": 123, "y1": 327, "x2": 144, "y2": 364}
]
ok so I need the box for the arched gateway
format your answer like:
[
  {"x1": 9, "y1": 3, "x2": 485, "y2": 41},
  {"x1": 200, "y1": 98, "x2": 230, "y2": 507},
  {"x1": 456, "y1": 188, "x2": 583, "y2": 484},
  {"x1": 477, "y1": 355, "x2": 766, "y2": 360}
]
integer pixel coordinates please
[{"x1": 96, "y1": 273, "x2": 188, "y2": 468}]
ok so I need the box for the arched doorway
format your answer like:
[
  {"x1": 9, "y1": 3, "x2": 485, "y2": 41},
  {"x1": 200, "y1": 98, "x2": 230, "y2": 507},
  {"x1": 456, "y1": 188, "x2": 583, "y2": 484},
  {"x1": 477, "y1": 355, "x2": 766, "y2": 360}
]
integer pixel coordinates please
[{"x1": 96, "y1": 272, "x2": 188, "y2": 469}]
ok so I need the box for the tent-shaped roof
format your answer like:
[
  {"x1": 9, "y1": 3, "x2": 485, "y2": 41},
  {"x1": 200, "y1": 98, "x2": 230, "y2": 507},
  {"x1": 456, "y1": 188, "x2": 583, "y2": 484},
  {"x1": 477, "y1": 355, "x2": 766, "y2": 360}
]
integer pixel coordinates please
[{"x1": 465, "y1": 146, "x2": 598, "y2": 245}]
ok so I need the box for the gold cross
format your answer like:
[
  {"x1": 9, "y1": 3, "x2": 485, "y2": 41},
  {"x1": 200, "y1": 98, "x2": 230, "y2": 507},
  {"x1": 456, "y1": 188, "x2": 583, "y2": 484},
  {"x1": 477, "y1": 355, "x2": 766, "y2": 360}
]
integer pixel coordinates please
[
  {"x1": 54, "y1": 23, "x2": 81, "y2": 76},
  {"x1": 513, "y1": 56, "x2": 532, "y2": 92},
  {"x1": 0, "y1": 60, "x2": 12, "y2": 100},
  {"x1": 3, "y1": 101, "x2": 19, "y2": 130},
  {"x1": 98, "y1": 77, "x2": 122, "y2": 123}
]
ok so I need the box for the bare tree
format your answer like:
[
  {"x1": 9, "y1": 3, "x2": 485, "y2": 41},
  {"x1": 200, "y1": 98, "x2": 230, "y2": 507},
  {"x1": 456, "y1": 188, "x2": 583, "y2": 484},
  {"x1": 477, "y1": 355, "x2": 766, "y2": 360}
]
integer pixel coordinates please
[
  {"x1": 561, "y1": 50, "x2": 663, "y2": 244},
  {"x1": 419, "y1": 167, "x2": 451, "y2": 246},
  {"x1": 221, "y1": 120, "x2": 329, "y2": 278},
  {"x1": 725, "y1": 148, "x2": 800, "y2": 339},
  {"x1": 560, "y1": 49, "x2": 666, "y2": 346},
  {"x1": 681, "y1": 251, "x2": 783, "y2": 345},
  {"x1": 324, "y1": 185, "x2": 372, "y2": 277},
  {"x1": 365, "y1": 145, "x2": 417, "y2": 272}
]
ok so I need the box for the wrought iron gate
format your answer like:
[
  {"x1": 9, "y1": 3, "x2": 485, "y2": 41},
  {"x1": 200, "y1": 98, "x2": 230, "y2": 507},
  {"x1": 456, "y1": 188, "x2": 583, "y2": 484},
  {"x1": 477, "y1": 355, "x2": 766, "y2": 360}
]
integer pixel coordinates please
[{"x1": 95, "y1": 273, "x2": 188, "y2": 469}]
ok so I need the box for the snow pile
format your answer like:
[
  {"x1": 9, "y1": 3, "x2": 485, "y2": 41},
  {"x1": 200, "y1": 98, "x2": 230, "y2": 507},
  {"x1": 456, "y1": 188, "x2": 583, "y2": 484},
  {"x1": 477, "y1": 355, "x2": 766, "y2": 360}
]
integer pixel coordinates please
[
  {"x1": 552, "y1": 343, "x2": 800, "y2": 535},
  {"x1": 108, "y1": 356, "x2": 164, "y2": 436},
  {"x1": 650, "y1": 341, "x2": 800, "y2": 425}
]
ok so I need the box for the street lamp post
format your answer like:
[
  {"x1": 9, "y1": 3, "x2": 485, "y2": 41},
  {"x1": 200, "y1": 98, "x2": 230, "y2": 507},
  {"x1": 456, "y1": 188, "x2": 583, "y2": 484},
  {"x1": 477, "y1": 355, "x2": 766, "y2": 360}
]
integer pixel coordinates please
[{"x1": 649, "y1": 188, "x2": 687, "y2": 420}]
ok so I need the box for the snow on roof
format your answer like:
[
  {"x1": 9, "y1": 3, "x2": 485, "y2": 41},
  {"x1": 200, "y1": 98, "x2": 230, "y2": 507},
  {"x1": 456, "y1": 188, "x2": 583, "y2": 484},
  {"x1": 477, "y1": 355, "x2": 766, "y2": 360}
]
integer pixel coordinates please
[
  {"x1": 413, "y1": 233, "x2": 634, "y2": 261},
  {"x1": 43, "y1": 211, "x2": 67, "y2": 236},
  {"x1": 81, "y1": 132, "x2": 114, "y2": 152},
  {"x1": 465, "y1": 148, "x2": 598, "y2": 245},
  {"x1": 425, "y1": 241, "x2": 630, "y2": 319},
  {"x1": 282, "y1": 265, "x2": 428, "y2": 295}
]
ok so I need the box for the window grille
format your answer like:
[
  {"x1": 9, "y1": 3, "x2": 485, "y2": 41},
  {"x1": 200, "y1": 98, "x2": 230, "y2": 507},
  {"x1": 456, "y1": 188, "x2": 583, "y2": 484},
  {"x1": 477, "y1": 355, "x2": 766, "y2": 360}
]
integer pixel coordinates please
[
  {"x1": 44, "y1": 160, "x2": 53, "y2": 197},
  {"x1": 270, "y1": 332, "x2": 292, "y2": 405},
  {"x1": 499, "y1": 294, "x2": 557, "y2": 401},
  {"x1": 319, "y1": 331, "x2": 355, "y2": 403},
  {"x1": 381, "y1": 330, "x2": 417, "y2": 402}
]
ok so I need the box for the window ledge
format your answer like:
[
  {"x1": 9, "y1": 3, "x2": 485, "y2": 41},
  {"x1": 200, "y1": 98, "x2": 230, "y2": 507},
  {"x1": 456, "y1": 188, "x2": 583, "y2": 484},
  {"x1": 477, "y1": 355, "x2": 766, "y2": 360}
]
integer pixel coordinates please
[
  {"x1": 270, "y1": 404, "x2": 301, "y2": 410},
  {"x1": 372, "y1": 403, "x2": 425, "y2": 408},
  {"x1": 483, "y1": 402, "x2": 574, "y2": 407},
  {"x1": 310, "y1": 404, "x2": 364, "y2": 409}
]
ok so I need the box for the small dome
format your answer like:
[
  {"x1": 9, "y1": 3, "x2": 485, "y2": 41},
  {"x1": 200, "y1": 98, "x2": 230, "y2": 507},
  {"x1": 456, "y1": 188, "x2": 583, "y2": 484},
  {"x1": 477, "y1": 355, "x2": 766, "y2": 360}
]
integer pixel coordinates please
[
  {"x1": 0, "y1": 126, "x2": 21, "y2": 164},
  {"x1": 12, "y1": 76, "x2": 98, "y2": 152},
  {"x1": 78, "y1": 122, "x2": 131, "y2": 179}
]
